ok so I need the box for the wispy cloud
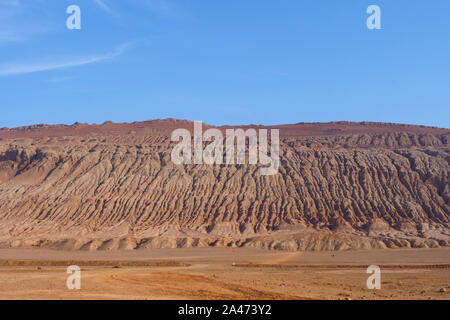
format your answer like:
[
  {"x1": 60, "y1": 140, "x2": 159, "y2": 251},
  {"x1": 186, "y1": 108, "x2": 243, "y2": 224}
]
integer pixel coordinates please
[
  {"x1": 93, "y1": 0, "x2": 184, "y2": 19},
  {"x1": 0, "y1": 0, "x2": 22, "y2": 42},
  {"x1": 0, "y1": 43, "x2": 130, "y2": 76},
  {"x1": 93, "y1": 0, "x2": 117, "y2": 16},
  {"x1": 141, "y1": 0, "x2": 184, "y2": 18},
  {"x1": 0, "y1": 0, "x2": 50, "y2": 43}
]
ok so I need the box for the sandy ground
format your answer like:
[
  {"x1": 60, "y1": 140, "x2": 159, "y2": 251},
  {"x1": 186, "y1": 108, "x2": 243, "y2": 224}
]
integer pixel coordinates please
[{"x1": 0, "y1": 248, "x2": 449, "y2": 300}]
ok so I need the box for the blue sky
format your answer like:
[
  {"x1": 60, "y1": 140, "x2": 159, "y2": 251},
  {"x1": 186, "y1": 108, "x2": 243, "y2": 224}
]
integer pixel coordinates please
[{"x1": 0, "y1": 0, "x2": 449, "y2": 128}]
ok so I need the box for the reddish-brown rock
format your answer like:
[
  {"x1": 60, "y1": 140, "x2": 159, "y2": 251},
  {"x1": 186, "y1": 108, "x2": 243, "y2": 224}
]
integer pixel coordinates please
[{"x1": 0, "y1": 119, "x2": 448, "y2": 251}]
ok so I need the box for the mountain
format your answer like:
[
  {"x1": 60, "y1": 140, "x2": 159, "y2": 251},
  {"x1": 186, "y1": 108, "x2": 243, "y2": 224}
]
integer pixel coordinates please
[{"x1": 0, "y1": 119, "x2": 448, "y2": 251}]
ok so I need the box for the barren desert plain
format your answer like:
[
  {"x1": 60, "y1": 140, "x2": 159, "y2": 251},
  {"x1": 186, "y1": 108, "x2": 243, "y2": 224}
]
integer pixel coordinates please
[{"x1": 0, "y1": 247, "x2": 448, "y2": 300}]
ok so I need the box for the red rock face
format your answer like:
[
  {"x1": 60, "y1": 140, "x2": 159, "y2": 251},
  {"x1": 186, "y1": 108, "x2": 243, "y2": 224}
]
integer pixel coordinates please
[{"x1": 0, "y1": 119, "x2": 448, "y2": 251}]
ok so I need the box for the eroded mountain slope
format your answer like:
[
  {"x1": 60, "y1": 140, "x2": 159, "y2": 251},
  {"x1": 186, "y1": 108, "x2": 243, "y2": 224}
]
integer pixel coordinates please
[{"x1": 0, "y1": 120, "x2": 448, "y2": 250}]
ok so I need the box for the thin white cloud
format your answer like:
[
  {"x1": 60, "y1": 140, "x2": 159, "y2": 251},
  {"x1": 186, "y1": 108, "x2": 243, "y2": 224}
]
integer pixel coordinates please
[
  {"x1": 0, "y1": 0, "x2": 22, "y2": 42},
  {"x1": 0, "y1": 43, "x2": 130, "y2": 76},
  {"x1": 94, "y1": 0, "x2": 184, "y2": 19},
  {"x1": 94, "y1": 0, "x2": 110, "y2": 13},
  {"x1": 141, "y1": 0, "x2": 184, "y2": 18},
  {"x1": 93, "y1": 0, "x2": 119, "y2": 18},
  {"x1": 0, "y1": 0, "x2": 50, "y2": 44}
]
